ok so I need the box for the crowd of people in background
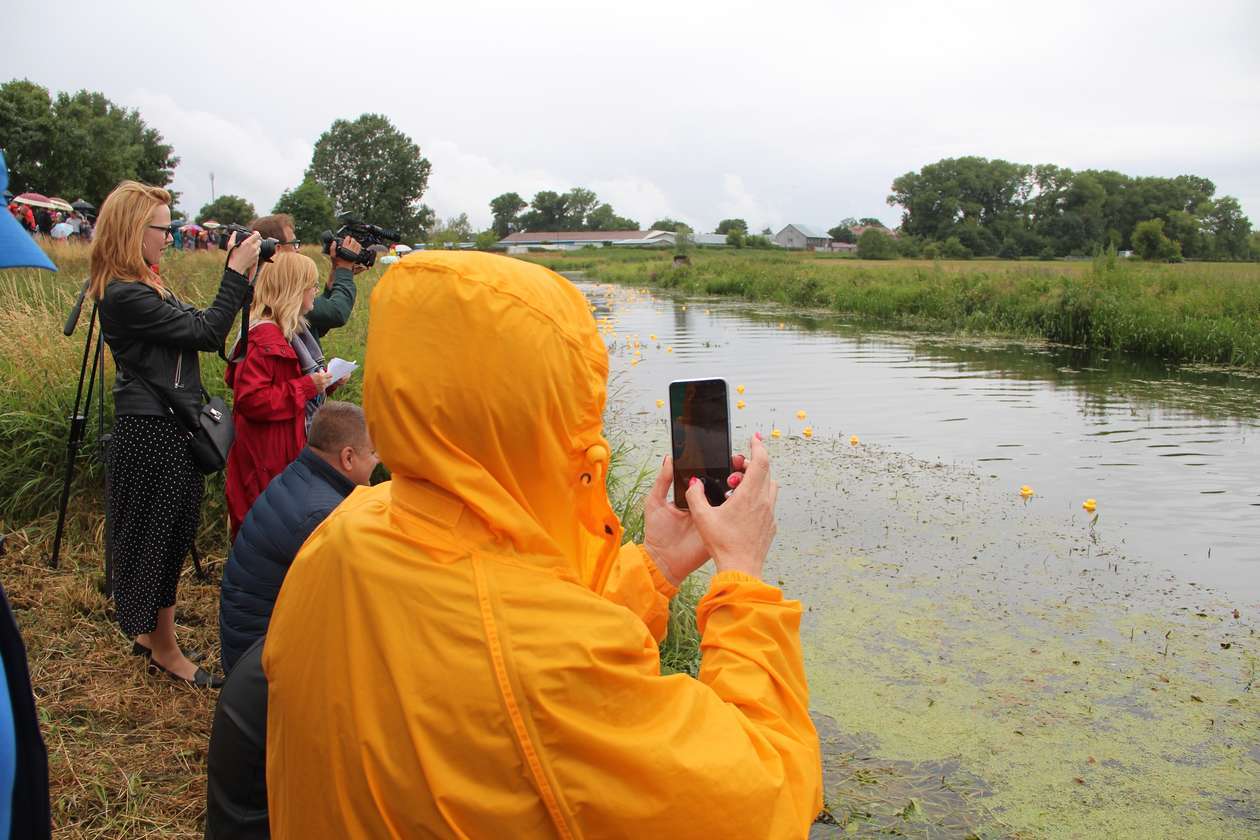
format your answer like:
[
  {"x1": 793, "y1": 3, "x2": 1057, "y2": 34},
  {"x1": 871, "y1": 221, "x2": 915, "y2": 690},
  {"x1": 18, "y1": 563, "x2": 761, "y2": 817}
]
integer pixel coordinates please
[{"x1": 6, "y1": 202, "x2": 93, "y2": 242}]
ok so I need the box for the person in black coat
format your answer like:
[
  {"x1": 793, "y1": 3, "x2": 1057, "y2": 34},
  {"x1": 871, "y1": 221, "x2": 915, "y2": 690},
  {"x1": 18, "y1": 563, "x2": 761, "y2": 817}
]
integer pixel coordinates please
[
  {"x1": 218, "y1": 401, "x2": 377, "y2": 673},
  {"x1": 92, "y1": 180, "x2": 262, "y2": 689}
]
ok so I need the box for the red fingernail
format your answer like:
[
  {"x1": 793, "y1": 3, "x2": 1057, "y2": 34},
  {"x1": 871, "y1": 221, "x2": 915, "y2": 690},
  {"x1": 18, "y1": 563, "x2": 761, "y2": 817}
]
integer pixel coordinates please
[
  {"x1": 755, "y1": 431, "x2": 763, "y2": 441},
  {"x1": 728, "y1": 473, "x2": 743, "y2": 488},
  {"x1": 689, "y1": 476, "x2": 699, "y2": 487}
]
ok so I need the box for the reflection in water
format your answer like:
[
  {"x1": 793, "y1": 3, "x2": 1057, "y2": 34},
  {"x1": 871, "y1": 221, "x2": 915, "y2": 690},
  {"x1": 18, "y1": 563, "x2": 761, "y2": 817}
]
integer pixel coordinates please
[{"x1": 585, "y1": 283, "x2": 1260, "y2": 600}]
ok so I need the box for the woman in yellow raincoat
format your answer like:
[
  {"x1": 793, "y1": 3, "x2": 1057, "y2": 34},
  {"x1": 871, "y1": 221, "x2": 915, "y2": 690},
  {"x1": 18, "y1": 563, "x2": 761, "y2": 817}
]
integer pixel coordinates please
[{"x1": 263, "y1": 252, "x2": 822, "y2": 838}]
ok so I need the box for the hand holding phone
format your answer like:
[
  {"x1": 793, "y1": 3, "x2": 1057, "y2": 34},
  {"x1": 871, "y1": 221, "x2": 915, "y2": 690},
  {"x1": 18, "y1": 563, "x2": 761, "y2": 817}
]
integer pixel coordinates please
[{"x1": 669, "y1": 378, "x2": 733, "y2": 509}]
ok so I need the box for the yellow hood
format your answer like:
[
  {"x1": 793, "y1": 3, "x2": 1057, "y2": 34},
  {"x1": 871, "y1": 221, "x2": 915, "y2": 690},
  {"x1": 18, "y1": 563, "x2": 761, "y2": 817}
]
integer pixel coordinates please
[{"x1": 364, "y1": 251, "x2": 621, "y2": 589}]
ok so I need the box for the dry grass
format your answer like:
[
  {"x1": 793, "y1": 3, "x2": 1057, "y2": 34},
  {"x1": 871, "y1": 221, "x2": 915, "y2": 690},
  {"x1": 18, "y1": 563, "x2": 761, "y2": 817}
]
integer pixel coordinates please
[{"x1": 5, "y1": 523, "x2": 224, "y2": 838}]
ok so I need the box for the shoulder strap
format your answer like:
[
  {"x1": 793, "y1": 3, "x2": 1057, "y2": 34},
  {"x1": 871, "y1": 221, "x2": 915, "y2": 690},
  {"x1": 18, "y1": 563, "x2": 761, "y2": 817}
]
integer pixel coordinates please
[
  {"x1": 220, "y1": 283, "x2": 254, "y2": 364},
  {"x1": 124, "y1": 367, "x2": 199, "y2": 436}
]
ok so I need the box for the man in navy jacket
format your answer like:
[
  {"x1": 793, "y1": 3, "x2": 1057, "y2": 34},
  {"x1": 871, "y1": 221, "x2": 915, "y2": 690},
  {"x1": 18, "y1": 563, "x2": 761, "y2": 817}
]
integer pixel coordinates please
[{"x1": 218, "y1": 401, "x2": 377, "y2": 673}]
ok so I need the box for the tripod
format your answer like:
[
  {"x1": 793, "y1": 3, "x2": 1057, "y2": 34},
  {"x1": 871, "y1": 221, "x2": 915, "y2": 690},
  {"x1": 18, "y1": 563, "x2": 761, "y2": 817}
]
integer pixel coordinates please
[{"x1": 49, "y1": 280, "x2": 207, "y2": 590}]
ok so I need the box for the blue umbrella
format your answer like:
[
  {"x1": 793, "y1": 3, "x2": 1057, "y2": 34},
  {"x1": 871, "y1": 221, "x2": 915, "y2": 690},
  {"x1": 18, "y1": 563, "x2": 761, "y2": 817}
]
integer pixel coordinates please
[{"x1": 0, "y1": 152, "x2": 56, "y2": 271}]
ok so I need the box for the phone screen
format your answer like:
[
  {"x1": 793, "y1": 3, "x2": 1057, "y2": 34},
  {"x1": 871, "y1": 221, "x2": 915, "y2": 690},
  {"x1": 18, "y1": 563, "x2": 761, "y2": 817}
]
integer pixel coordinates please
[{"x1": 669, "y1": 378, "x2": 732, "y2": 509}]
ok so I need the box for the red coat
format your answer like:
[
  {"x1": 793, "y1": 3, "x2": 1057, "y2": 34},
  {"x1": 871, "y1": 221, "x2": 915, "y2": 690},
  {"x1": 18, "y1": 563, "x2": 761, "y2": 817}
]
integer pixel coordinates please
[{"x1": 224, "y1": 321, "x2": 319, "y2": 537}]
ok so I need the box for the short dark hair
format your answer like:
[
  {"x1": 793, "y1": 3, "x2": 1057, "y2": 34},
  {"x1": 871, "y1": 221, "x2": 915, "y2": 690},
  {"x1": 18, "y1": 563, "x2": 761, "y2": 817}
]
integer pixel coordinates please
[
  {"x1": 308, "y1": 401, "x2": 369, "y2": 453},
  {"x1": 250, "y1": 213, "x2": 296, "y2": 241}
]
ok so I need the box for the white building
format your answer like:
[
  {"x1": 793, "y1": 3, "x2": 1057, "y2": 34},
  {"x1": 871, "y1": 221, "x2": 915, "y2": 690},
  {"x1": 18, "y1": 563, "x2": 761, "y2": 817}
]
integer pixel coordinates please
[
  {"x1": 498, "y1": 229, "x2": 676, "y2": 252},
  {"x1": 773, "y1": 224, "x2": 832, "y2": 251}
]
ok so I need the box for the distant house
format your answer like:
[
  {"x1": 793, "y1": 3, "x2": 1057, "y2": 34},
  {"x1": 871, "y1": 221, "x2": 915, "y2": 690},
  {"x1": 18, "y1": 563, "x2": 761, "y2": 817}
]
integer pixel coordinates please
[
  {"x1": 498, "y1": 229, "x2": 675, "y2": 252},
  {"x1": 826, "y1": 242, "x2": 858, "y2": 253},
  {"x1": 850, "y1": 224, "x2": 899, "y2": 240},
  {"x1": 692, "y1": 233, "x2": 730, "y2": 247},
  {"x1": 773, "y1": 224, "x2": 832, "y2": 251}
]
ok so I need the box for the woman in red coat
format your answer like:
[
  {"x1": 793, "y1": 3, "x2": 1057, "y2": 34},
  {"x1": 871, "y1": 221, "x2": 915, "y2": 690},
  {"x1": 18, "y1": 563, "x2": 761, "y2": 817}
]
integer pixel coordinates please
[{"x1": 225, "y1": 252, "x2": 333, "y2": 537}]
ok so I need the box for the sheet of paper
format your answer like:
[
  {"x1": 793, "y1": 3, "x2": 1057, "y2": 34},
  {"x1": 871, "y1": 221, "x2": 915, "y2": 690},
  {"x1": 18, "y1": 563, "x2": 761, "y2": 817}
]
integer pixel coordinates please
[{"x1": 327, "y1": 358, "x2": 358, "y2": 381}]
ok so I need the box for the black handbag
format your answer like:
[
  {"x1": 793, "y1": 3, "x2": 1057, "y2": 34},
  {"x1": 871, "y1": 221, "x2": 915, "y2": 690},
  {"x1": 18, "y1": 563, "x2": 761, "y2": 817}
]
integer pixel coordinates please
[{"x1": 130, "y1": 374, "x2": 236, "y2": 475}]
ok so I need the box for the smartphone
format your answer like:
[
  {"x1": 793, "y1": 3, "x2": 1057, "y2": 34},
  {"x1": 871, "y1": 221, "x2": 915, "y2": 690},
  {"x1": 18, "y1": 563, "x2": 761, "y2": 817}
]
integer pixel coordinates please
[{"x1": 669, "y1": 378, "x2": 733, "y2": 509}]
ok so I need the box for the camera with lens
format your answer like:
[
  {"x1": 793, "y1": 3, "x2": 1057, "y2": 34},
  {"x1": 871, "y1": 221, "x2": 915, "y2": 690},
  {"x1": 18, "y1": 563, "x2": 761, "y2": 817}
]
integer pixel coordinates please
[
  {"x1": 320, "y1": 214, "x2": 402, "y2": 269},
  {"x1": 219, "y1": 223, "x2": 278, "y2": 264}
]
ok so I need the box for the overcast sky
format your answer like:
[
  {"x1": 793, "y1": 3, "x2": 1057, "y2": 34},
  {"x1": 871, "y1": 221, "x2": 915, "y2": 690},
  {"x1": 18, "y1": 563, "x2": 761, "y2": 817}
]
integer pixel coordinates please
[{"x1": 5, "y1": 0, "x2": 1258, "y2": 233}]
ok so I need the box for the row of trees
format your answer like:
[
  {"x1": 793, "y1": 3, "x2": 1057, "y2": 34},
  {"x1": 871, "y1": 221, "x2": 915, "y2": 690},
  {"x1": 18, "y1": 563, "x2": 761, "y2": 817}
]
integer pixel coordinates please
[
  {"x1": 887, "y1": 156, "x2": 1253, "y2": 260},
  {"x1": 489, "y1": 189, "x2": 638, "y2": 237},
  {"x1": 0, "y1": 79, "x2": 178, "y2": 206}
]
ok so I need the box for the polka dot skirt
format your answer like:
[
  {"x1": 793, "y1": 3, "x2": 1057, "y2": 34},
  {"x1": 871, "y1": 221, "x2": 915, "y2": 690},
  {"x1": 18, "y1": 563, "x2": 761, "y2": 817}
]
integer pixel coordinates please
[{"x1": 108, "y1": 414, "x2": 204, "y2": 637}]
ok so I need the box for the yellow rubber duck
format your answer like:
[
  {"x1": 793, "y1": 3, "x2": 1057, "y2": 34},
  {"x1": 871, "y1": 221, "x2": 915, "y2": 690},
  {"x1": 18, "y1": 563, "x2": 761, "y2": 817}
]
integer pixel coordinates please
[
  {"x1": 650, "y1": 334, "x2": 657, "y2": 341},
  {"x1": 802, "y1": 426, "x2": 814, "y2": 438},
  {"x1": 1082, "y1": 499, "x2": 1097, "y2": 513},
  {"x1": 631, "y1": 360, "x2": 639, "y2": 367},
  {"x1": 736, "y1": 384, "x2": 745, "y2": 394},
  {"x1": 796, "y1": 410, "x2": 807, "y2": 421},
  {"x1": 850, "y1": 435, "x2": 859, "y2": 446},
  {"x1": 771, "y1": 429, "x2": 782, "y2": 439},
  {"x1": 666, "y1": 346, "x2": 673, "y2": 353},
  {"x1": 778, "y1": 322, "x2": 785, "y2": 329},
  {"x1": 1020, "y1": 485, "x2": 1034, "y2": 498},
  {"x1": 736, "y1": 400, "x2": 746, "y2": 410},
  {"x1": 655, "y1": 399, "x2": 664, "y2": 408}
]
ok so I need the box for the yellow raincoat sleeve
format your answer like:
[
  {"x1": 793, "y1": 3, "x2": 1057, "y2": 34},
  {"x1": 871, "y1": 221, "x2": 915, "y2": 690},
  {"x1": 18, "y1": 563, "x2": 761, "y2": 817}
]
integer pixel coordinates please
[
  {"x1": 594, "y1": 542, "x2": 676, "y2": 643},
  {"x1": 540, "y1": 570, "x2": 823, "y2": 839}
]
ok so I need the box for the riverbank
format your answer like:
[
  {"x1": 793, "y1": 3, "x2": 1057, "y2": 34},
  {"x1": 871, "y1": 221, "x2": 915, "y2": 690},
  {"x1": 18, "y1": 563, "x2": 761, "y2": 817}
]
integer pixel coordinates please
[{"x1": 520, "y1": 249, "x2": 1260, "y2": 368}]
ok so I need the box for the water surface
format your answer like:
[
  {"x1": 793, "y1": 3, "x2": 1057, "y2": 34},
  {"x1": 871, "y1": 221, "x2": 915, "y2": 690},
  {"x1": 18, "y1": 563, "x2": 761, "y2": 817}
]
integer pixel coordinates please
[{"x1": 582, "y1": 281, "x2": 1260, "y2": 603}]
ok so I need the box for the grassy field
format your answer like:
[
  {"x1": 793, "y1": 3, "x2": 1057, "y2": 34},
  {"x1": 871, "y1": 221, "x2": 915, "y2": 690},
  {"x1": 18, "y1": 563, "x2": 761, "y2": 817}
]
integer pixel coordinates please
[
  {"x1": 0, "y1": 242, "x2": 686, "y2": 836},
  {"x1": 520, "y1": 248, "x2": 1260, "y2": 367}
]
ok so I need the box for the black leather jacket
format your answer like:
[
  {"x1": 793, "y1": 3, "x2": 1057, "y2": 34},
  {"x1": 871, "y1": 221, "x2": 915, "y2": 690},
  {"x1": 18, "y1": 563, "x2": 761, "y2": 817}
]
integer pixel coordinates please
[{"x1": 99, "y1": 269, "x2": 251, "y2": 426}]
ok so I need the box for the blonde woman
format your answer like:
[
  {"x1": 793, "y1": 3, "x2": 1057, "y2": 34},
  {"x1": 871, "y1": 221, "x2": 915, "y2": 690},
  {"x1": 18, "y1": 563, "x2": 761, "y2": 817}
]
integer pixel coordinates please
[
  {"x1": 94, "y1": 180, "x2": 261, "y2": 689},
  {"x1": 224, "y1": 251, "x2": 334, "y2": 538}
]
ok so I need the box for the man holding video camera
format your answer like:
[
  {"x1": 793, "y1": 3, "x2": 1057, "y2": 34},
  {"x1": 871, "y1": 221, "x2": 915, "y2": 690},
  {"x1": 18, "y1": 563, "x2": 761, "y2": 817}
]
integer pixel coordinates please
[{"x1": 250, "y1": 214, "x2": 363, "y2": 340}]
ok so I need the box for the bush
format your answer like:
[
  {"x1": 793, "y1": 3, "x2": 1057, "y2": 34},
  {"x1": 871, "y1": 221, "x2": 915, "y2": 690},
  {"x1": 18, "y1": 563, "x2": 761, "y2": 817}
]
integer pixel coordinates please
[
  {"x1": 998, "y1": 238, "x2": 1021, "y2": 260},
  {"x1": 941, "y1": 236, "x2": 972, "y2": 260},
  {"x1": 1132, "y1": 219, "x2": 1181, "y2": 262},
  {"x1": 895, "y1": 235, "x2": 922, "y2": 259},
  {"x1": 922, "y1": 241, "x2": 942, "y2": 260},
  {"x1": 856, "y1": 228, "x2": 898, "y2": 260}
]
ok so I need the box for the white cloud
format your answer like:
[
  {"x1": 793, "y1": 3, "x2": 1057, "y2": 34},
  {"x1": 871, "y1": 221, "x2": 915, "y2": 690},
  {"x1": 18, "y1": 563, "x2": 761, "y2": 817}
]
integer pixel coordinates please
[
  {"x1": 128, "y1": 90, "x2": 310, "y2": 218},
  {"x1": 714, "y1": 175, "x2": 784, "y2": 235}
]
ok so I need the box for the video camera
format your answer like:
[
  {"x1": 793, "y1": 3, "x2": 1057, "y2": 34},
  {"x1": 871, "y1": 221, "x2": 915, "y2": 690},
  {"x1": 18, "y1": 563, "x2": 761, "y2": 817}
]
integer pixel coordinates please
[
  {"x1": 219, "y1": 223, "x2": 278, "y2": 264},
  {"x1": 320, "y1": 214, "x2": 402, "y2": 269}
]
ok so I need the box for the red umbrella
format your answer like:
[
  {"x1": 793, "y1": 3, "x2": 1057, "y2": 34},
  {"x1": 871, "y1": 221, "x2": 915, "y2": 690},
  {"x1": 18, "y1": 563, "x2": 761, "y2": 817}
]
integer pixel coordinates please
[
  {"x1": 48, "y1": 196, "x2": 74, "y2": 213},
  {"x1": 12, "y1": 192, "x2": 58, "y2": 211}
]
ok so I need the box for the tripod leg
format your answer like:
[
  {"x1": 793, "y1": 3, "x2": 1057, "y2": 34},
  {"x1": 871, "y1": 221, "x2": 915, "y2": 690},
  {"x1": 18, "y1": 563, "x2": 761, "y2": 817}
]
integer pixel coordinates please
[
  {"x1": 98, "y1": 335, "x2": 115, "y2": 598},
  {"x1": 50, "y1": 306, "x2": 100, "y2": 568}
]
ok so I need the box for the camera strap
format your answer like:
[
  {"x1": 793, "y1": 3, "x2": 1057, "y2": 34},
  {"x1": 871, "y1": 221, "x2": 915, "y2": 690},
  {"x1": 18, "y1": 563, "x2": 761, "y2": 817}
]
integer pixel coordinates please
[{"x1": 220, "y1": 270, "x2": 256, "y2": 364}]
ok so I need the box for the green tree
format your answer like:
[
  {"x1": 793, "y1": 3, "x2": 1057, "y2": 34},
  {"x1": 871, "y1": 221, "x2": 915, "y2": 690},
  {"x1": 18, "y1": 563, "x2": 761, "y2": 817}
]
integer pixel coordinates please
[
  {"x1": 428, "y1": 213, "x2": 474, "y2": 245},
  {"x1": 273, "y1": 176, "x2": 335, "y2": 244},
  {"x1": 715, "y1": 218, "x2": 748, "y2": 235},
  {"x1": 1204, "y1": 197, "x2": 1251, "y2": 260},
  {"x1": 586, "y1": 203, "x2": 637, "y2": 231},
  {"x1": 828, "y1": 224, "x2": 856, "y2": 243},
  {"x1": 725, "y1": 230, "x2": 746, "y2": 248},
  {"x1": 941, "y1": 236, "x2": 973, "y2": 260},
  {"x1": 562, "y1": 188, "x2": 599, "y2": 229},
  {"x1": 307, "y1": 113, "x2": 433, "y2": 241},
  {"x1": 489, "y1": 191, "x2": 527, "y2": 238},
  {"x1": 1163, "y1": 209, "x2": 1202, "y2": 259},
  {"x1": 0, "y1": 81, "x2": 177, "y2": 206},
  {"x1": 519, "y1": 191, "x2": 568, "y2": 231},
  {"x1": 0, "y1": 80, "x2": 54, "y2": 193},
  {"x1": 856, "y1": 228, "x2": 898, "y2": 259},
  {"x1": 197, "y1": 195, "x2": 256, "y2": 226},
  {"x1": 474, "y1": 229, "x2": 500, "y2": 250},
  {"x1": 858, "y1": 217, "x2": 885, "y2": 227},
  {"x1": 1132, "y1": 219, "x2": 1180, "y2": 261},
  {"x1": 649, "y1": 218, "x2": 686, "y2": 232}
]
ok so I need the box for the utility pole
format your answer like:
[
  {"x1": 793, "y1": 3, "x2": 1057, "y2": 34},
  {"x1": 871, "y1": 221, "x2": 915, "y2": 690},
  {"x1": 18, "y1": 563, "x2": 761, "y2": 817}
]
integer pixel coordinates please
[{"x1": 210, "y1": 172, "x2": 216, "y2": 203}]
